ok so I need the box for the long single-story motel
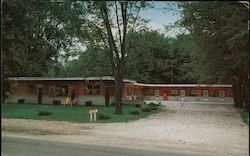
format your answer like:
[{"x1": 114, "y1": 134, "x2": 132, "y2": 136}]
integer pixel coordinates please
[{"x1": 5, "y1": 76, "x2": 234, "y2": 105}]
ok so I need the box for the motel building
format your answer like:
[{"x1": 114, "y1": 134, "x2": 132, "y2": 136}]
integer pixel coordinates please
[{"x1": 5, "y1": 76, "x2": 234, "y2": 105}]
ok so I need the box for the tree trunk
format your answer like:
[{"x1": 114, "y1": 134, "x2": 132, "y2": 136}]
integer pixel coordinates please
[
  {"x1": 114, "y1": 63, "x2": 124, "y2": 114},
  {"x1": 233, "y1": 82, "x2": 244, "y2": 108},
  {"x1": 233, "y1": 84, "x2": 239, "y2": 107},
  {"x1": 242, "y1": 72, "x2": 249, "y2": 112}
]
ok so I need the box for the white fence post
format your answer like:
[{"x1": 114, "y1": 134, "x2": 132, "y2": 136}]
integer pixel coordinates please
[{"x1": 89, "y1": 109, "x2": 98, "y2": 122}]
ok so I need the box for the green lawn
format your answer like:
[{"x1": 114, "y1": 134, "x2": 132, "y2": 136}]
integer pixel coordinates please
[{"x1": 1, "y1": 103, "x2": 161, "y2": 123}]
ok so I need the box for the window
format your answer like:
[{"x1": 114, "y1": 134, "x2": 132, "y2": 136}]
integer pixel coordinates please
[
  {"x1": 203, "y1": 90, "x2": 208, "y2": 97},
  {"x1": 55, "y1": 85, "x2": 68, "y2": 97},
  {"x1": 145, "y1": 90, "x2": 153, "y2": 95},
  {"x1": 191, "y1": 90, "x2": 198, "y2": 95},
  {"x1": 219, "y1": 90, "x2": 225, "y2": 98},
  {"x1": 84, "y1": 82, "x2": 102, "y2": 95},
  {"x1": 154, "y1": 90, "x2": 160, "y2": 96},
  {"x1": 28, "y1": 85, "x2": 36, "y2": 95},
  {"x1": 85, "y1": 84, "x2": 93, "y2": 95},
  {"x1": 171, "y1": 90, "x2": 178, "y2": 95},
  {"x1": 93, "y1": 83, "x2": 101, "y2": 95}
]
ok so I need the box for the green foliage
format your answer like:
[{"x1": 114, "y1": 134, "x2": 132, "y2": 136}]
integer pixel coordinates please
[
  {"x1": 17, "y1": 99, "x2": 25, "y2": 104},
  {"x1": 38, "y1": 111, "x2": 52, "y2": 116},
  {"x1": 178, "y1": 1, "x2": 249, "y2": 111},
  {"x1": 85, "y1": 101, "x2": 93, "y2": 106},
  {"x1": 2, "y1": 0, "x2": 88, "y2": 78},
  {"x1": 129, "y1": 110, "x2": 140, "y2": 115},
  {"x1": 52, "y1": 100, "x2": 61, "y2": 105},
  {"x1": 177, "y1": 2, "x2": 248, "y2": 84},
  {"x1": 126, "y1": 30, "x2": 195, "y2": 83},
  {"x1": 148, "y1": 103, "x2": 158, "y2": 110},
  {"x1": 141, "y1": 105, "x2": 151, "y2": 112},
  {"x1": 236, "y1": 107, "x2": 249, "y2": 125},
  {"x1": 63, "y1": 44, "x2": 112, "y2": 77},
  {"x1": 98, "y1": 113, "x2": 111, "y2": 120},
  {"x1": 134, "y1": 104, "x2": 141, "y2": 107}
]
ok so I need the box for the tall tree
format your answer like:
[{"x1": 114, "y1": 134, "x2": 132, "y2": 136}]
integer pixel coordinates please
[
  {"x1": 178, "y1": 2, "x2": 249, "y2": 111},
  {"x1": 2, "y1": 0, "x2": 87, "y2": 77},
  {"x1": 81, "y1": 1, "x2": 147, "y2": 114},
  {"x1": 126, "y1": 30, "x2": 194, "y2": 83}
]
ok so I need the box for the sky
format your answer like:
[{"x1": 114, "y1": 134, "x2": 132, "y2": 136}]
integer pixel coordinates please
[{"x1": 139, "y1": 2, "x2": 181, "y2": 35}]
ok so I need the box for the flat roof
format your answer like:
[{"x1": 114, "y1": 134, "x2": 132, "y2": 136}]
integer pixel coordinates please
[
  {"x1": 7, "y1": 76, "x2": 232, "y2": 87},
  {"x1": 7, "y1": 76, "x2": 137, "y2": 83}
]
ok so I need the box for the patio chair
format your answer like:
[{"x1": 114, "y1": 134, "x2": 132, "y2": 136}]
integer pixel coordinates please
[{"x1": 61, "y1": 97, "x2": 72, "y2": 107}]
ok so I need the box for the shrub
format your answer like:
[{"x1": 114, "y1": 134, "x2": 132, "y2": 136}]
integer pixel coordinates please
[
  {"x1": 129, "y1": 110, "x2": 140, "y2": 115},
  {"x1": 52, "y1": 100, "x2": 61, "y2": 105},
  {"x1": 38, "y1": 111, "x2": 52, "y2": 116},
  {"x1": 85, "y1": 101, "x2": 92, "y2": 106},
  {"x1": 17, "y1": 99, "x2": 25, "y2": 104},
  {"x1": 135, "y1": 104, "x2": 141, "y2": 107},
  {"x1": 148, "y1": 103, "x2": 158, "y2": 110},
  {"x1": 141, "y1": 105, "x2": 151, "y2": 112},
  {"x1": 150, "y1": 105, "x2": 158, "y2": 110},
  {"x1": 111, "y1": 102, "x2": 115, "y2": 106},
  {"x1": 98, "y1": 113, "x2": 111, "y2": 120}
]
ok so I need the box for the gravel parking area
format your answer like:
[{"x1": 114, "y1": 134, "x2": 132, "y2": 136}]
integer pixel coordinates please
[{"x1": 2, "y1": 102, "x2": 249, "y2": 156}]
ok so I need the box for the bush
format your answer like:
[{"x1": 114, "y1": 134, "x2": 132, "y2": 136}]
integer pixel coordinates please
[
  {"x1": 111, "y1": 102, "x2": 115, "y2": 106},
  {"x1": 150, "y1": 105, "x2": 158, "y2": 110},
  {"x1": 129, "y1": 110, "x2": 140, "y2": 115},
  {"x1": 38, "y1": 111, "x2": 52, "y2": 116},
  {"x1": 98, "y1": 113, "x2": 111, "y2": 120},
  {"x1": 17, "y1": 99, "x2": 25, "y2": 104},
  {"x1": 141, "y1": 105, "x2": 151, "y2": 112},
  {"x1": 148, "y1": 103, "x2": 158, "y2": 110},
  {"x1": 52, "y1": 100, "x2": 61, "y2": 105},
  {"x1": 135, "y1": 104, "x2": 141, "y2": 107},
  {"x1": 85, "y1": 101, "x2": 92, "y2": 106}
]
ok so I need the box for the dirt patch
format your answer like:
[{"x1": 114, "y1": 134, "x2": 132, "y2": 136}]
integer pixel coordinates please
[{"x1": 1, "y1": 119, "x2": 96, "y2": 136}]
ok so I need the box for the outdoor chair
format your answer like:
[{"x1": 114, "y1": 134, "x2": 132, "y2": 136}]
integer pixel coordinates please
[{"x1": 61, "y1": 97, "x2": 72, "y2": 107}]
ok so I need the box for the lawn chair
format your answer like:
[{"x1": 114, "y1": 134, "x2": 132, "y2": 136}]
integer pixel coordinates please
[{"x1": 61, "y1": 97, "x2": 72, "y2": 107}]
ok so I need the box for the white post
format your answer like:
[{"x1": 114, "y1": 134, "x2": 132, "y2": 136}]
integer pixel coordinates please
[
  {"x1": 89, "y1": 109, "x2": 98, "y2": 122},
  {"x1": 94, "y1": 113, "x2": 96, "y2": 121},
  {"x1": 90, "y1": 113, "x2": 92, "y2": 122}
]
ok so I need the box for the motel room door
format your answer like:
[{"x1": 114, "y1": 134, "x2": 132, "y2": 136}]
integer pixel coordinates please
[
  {"x1": 180, "y1": 90, "x2": 185, "y2": 96},
  {"x1": 163, "y1": 93, "x2": 168, "y2": 100},
  {"x1": 180, "y1": 90, "x2": 185, "y2": 101}
]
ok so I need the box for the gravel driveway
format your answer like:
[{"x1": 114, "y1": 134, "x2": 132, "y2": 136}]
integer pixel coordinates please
[{"x1": 2, "y1": 102, "x2": 249, "y2": 156}]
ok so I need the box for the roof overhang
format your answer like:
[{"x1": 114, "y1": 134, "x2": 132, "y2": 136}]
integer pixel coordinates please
[{"x1": 7, "y1": 76, "x2": 137, "y2": 83}]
